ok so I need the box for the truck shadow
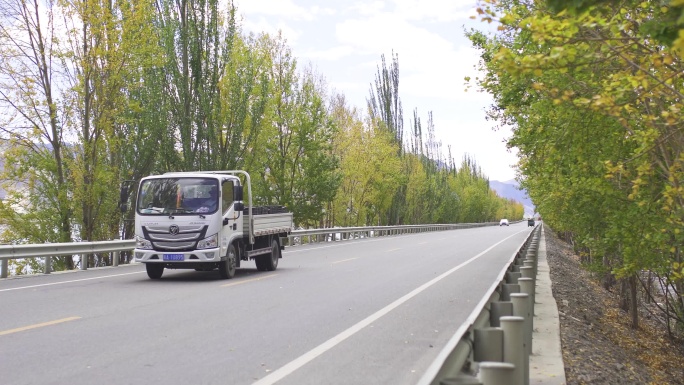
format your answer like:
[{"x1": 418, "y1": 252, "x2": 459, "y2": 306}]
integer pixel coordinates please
[{"x1": 138, "y1": 268, "x2": 287, "y2": 282}]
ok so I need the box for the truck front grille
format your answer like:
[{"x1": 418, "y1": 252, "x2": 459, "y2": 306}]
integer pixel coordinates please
[{"x1": 142, "y1": 225, "x2": 208, "y2": 251}]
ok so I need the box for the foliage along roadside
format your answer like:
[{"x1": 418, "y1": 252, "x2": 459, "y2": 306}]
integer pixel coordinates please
[{"x1": 469, "y1": 0, "x2": 684, "y2": 335}]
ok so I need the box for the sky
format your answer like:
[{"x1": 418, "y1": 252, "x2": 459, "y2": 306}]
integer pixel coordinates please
[{"x1": 233, "y1": 0, "x2": 519, "y2": 182}]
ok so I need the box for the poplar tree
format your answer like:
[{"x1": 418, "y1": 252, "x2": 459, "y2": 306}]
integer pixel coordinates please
[
  {"x1": 0, "y1": 0, "x2": 75, "y2": 270},
  {"x1": 367, "y1": 52, "x2": 407, "y2": 224},
  {"x1": 470, "y1": 0, "x2": 684, "y2": 331},
  {"x1": 154, "y1": 0, "x2": 234, "y2": 170}
]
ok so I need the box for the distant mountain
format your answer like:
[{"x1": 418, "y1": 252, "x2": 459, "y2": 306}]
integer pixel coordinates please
[{"x1": 490, "y1": 179, "x2": 535, "y2": 217}]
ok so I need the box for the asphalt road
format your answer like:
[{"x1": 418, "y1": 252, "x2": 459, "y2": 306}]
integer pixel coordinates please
[{"x1": 0, "y1": 223, "x2": 533, "y2": 385}]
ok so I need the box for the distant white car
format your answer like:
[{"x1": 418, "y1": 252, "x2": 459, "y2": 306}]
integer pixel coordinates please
[{"x1": 499, "y1": 219, "x2": 509, "y2": 226}]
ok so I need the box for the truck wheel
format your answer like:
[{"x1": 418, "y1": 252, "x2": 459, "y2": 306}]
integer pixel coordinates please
[
  {"x1": 219, "y1": 244, "x2": 237, "y2": 279},
  {"x1": 255, "y1": 239, "x2": 280, "y2": 271},
  {"x1": 146, "y1": 264, "x2": 164, "y2": 279},
  {"x1": 266, "y1": 239, "x2": 280, "y2": 271},
  {"x1": 255, "y1": 256, "x2": 267, "y2": 271}
]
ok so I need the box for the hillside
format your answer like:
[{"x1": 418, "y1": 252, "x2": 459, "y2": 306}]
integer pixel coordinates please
[{"x1": 490, "y1": 179, "x2": 535, "y2": 217}]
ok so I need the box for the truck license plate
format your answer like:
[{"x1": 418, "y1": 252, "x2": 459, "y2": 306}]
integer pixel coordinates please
[{"x1": 163, "y1": 254, "x2": 184, "y2": 261}]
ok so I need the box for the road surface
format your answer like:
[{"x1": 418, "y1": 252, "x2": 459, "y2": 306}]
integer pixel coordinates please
[{"x1": 0, "y1": 223, "x2": 532, "y2": 385}]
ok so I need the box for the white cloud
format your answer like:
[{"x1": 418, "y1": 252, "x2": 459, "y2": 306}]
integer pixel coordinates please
[
  {"x1": 241, "y1": 17, "x2": 303, "y2": 45},
  {"x1": 348, "y1": 1, "x2": 386, "y2": 16},
  {"x1": 335, "y1": 13, "x2": 432, "y2": 56},
  {"x1": 235, "y1": 0, "x2": 335, "y2": 21},
  {"x1": 391, "y1": 0, "x2": 477, "y2": 22},
  {"x1": 401, "y1": 48, "x2": 490, "y2": 102},
  {"x1": 304, "y1": 45, "x2": 355, "y2": 61}
]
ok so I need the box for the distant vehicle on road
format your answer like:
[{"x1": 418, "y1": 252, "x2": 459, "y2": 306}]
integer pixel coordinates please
[
  {"x1": 499, "y1": 219, "x2": 509, "y2": 226},
  {"x1": 527, "y1": 218, "x2": 535, "y2": 227}
]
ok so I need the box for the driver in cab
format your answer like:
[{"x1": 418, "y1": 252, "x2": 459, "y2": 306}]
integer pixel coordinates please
[{"x1": 195, "y1": 187, "x2": 218, "y2": 213}]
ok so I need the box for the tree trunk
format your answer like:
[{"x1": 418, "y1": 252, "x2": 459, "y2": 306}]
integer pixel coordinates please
[
  {"x1": 630, "y1": 275, "x2": 639, "y2": 329},
  {"x1": 619, "y1": 278, "x2": 629, "y2": 312}
]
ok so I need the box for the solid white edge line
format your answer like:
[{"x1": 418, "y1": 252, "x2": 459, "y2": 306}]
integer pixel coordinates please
[
  {"x1": 0, "y1": 271, "x2": 145, "y2": 292},
  {"x1": 252, "y1": 231, "x2": 524, "y2": 385}
]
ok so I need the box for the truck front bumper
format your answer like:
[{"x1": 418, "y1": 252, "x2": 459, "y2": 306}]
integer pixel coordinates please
[{"x1": 134, "y1": 248, "x2": 222, "y2": 264}]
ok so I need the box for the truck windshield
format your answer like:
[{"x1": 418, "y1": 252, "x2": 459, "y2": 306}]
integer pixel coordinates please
[{"x1": 137, "y1": 178, "x2": 219, "y2": 215}]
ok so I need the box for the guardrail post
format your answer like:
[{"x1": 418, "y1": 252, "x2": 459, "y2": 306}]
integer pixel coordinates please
[
  {"x1": 81, "y1": 254, "x2": 88, "y2": 270},
  {"x1": 501, "y1": 283, "x2": 520, "y2": 301},
  {"x1": 523, "y1": 260, "x2": 536, "y2": 277},
  {"x1": 1, "y1": 259, "x2": 8, "y2": 278},
  {"x1": 519, "y1": 266, "x2": 534, "y2": 281},
  {"x1": 474, "y1": 328, "x2": 503, "y2": 362},
  {"x1": 113, "y1": 251, "x2": 120, "y2": 267},
  {"x1": 500, "y1": 316, "x2": 525, "y2": 385},
  {"x1": 514, "y1": 256, "x2": 525, "y2": 268},
  {"x1": 478, "y1": 362, "x2": 515, "y2": 385},
  {"x1": 44, "y1": 256, "x2": 51, "y2": 274},
  {"x1": 490, "y1": 302, "x2": 513, "y2": 327},
  {"x1": 518, "y1": 277, "x2": 535, "y2": 318},
  {"x1": 510, "y1": 292, "x2": 532, "y2": 356},
  {"x1": 506, "y1": 271, "x2": 521, "y2": 284}
]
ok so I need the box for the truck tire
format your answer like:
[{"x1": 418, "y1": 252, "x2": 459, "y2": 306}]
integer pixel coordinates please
[
  {"x1": 146, "y1": 263, "x2": 164, "y2": 279},
  {"x1": 255, "y1": 239, "x2": 280, "y2": 271},
  {"x1": 267, "y1": 239, "x2": 280, "y2": 271},
  {"x1": 219, "y1": 244, "x2": 237, "y2": 279},
  {"x1": 255, "y1": 256, "x2": 267, "y2": 271}
]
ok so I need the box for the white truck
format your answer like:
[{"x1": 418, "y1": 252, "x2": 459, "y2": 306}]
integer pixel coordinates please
[{"x1": 123, "y1": 170, "x2": 293, "y2": 279}]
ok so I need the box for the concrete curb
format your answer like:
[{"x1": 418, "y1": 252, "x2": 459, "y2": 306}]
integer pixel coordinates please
[{"x1": 529, "y1": 226, "x2": 567, "y2": 385}]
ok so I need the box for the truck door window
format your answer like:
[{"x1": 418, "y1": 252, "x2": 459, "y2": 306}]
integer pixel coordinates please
[{"x1": 222, "y1": 180, "x2": 234, "y2": 214}]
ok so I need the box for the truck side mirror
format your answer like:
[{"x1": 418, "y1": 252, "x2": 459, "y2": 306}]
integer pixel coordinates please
[
  {"x1": 234, "y1": 185, "x2": 243, "y2": 201},
  {"x1": 234, "y1": 202, "x2": 244, "y2": 212}
]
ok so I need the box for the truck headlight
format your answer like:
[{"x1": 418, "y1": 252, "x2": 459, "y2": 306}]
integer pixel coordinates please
[
  {"x1": 197, "y1": 233, "x2": 218, "y2": 249},
  {"x1": 136, "y1": 236, "x2": 153, "y2": 250}
]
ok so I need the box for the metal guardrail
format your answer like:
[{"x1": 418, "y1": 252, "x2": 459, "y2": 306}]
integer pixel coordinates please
[
  {"x1": 0, "y1": 222, "x2": 499, "y2": 278},
  {"x1": 417, "y1": 224, "x2": 542, "y2": 385},
  {"x1": 285, "y1": 223, "x2": 494, "y2": 245},
  {"x1": 0, "y1": 239, "x2": 136, "y2": 276}
]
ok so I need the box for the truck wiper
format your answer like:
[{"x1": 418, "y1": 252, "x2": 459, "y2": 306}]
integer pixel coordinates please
[{"x1": 168, "y1": 208, "x2": 207, "y2": 219}]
